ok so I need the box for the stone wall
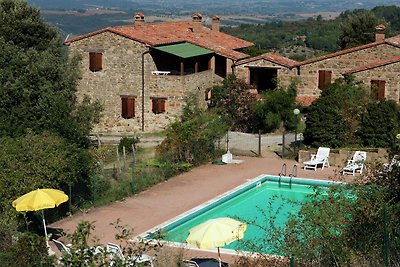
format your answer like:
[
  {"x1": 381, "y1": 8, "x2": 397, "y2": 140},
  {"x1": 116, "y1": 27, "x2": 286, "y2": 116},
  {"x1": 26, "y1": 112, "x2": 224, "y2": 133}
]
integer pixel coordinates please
[
  {"x1": 68, "y1": 31, "x2": 222, "y2": 133},
  {"x1": 298, "y1": 148, "x2": 388, "y2": 167},
  {"x1": 297, "y1": 44, "x2": 400, "y2": 97},
  {"x1": 145, "y1": 70, "x2": 220, "y2": 130},
  {"x1": 351, "y1": 61, "x2": 400, "y2": 102}
]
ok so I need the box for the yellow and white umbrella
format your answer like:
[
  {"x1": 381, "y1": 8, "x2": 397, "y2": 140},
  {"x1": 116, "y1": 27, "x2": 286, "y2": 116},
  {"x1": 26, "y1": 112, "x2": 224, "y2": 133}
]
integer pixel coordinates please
[
  {"x1": 12, "y1": 188, "x2": 69, "y2": 246},
  {"x1": 186, "y1": 217, "x2": 247, "y2": 267}
]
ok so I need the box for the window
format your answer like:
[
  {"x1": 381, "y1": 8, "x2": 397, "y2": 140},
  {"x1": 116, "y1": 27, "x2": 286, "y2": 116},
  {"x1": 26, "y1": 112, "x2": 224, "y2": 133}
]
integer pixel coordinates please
[
  {"x1": 371, "y1": 80, "x2": 385, "y2": 100},
  {"x1": 151, "y1": 97, "x2": 167, "y2": 114},
  {"x1": 121, "y1": 96, "x2": 135, "y2": 119},
  {"x1": 89, "y1": 52, "x2": 102, "y2": 72},
  {"x1": 318, "y1": 70, "x2": 332, "y2": 90}
]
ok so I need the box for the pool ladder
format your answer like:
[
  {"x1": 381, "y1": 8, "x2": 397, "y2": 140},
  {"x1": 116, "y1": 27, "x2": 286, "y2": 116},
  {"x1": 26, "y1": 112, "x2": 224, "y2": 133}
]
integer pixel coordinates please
[
  {"x1": 278, "y1": 163, "x2": 287, "y2": 177},
  {"x1": 278, "y1": 163, "x2": 297, "y2": 188}
]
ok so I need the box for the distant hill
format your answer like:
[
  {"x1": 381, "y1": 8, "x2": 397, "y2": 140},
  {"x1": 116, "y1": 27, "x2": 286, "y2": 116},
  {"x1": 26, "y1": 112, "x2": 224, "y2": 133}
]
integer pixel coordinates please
[
  {"x1": 30, "y1": 1, "x2": 400, "y2": 62},
  {"x1": 28, "y1": 0, "x2": 400, "y2": 14}
]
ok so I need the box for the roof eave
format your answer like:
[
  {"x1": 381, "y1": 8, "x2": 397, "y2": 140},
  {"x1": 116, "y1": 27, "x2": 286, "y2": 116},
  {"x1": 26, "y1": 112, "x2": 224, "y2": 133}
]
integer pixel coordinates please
[{"x1": 295, "y1": 40, "x2": 388, "y2": 67}]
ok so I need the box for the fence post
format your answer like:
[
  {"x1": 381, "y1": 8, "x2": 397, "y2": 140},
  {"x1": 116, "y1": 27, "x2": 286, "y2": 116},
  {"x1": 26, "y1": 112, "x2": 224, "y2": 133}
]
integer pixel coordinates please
[
  {"x1": 123, "y1": 146, "x2": 126, "y2": 170},
  {"x1": 116, "y1": 147, "x2": 121, "y2": 174},
  {"x1": 132, "y1": 144, "x2": 136, "y2": 166},
  {"x1": 96, "y1": 134, "x2": 101, "y2": 147}
]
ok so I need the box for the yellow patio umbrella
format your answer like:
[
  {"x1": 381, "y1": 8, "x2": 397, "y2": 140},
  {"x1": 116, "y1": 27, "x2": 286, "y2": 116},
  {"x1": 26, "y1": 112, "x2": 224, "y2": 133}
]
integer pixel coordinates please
[
  {"x1": 12, "y1": 188, "x2": 69, "y2": 246},
  {"x1": 186, "y1": 217, "x2": 247, "y2": 267}
]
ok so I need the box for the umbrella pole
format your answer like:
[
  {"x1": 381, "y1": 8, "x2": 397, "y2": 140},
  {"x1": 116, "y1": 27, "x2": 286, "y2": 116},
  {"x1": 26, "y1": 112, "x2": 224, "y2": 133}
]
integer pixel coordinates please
[
  {"x1": 218, "y1": 247, "x2": 222, "y2": 267},
  {"x1": 42, "y1": 210, "x2": 49, "y2": 247}
]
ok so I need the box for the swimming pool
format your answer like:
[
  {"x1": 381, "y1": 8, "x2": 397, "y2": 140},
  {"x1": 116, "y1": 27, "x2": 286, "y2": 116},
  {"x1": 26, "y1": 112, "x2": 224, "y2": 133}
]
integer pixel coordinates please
[{"x1": 143, "y1": 175, "x2": 341, "y2": 254}]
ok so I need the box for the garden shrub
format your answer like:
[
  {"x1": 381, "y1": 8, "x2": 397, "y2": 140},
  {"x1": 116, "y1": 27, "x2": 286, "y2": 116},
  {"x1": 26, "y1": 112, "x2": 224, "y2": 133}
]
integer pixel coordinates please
[
  {"x1": 157, "y1": 93, "x2": 227, "y2": 165},
  {"x1": 252, "y1": 80, "x2": 299, "y2": 132},
  {"x1": 358, "y1": 99, "x2": 400, "y2": 153},
  {"x1": 0, "y1": 230, "x2": 54, "y2": 267},
  {"x1": 0, "y1": 132, "x2": 95, "y2": 229},
  {"x1": 279, "y1": 170, "x2": 400, "y2": 265},
  {"x1": 118, "y1": 136, "x2": 140, "y2": 153},
  {"x1": 209, "y1": 75, "x2": 258, "y2": 132},
  {"x1": 304, "y1": 78, "x2": 371, "y2": 148}
]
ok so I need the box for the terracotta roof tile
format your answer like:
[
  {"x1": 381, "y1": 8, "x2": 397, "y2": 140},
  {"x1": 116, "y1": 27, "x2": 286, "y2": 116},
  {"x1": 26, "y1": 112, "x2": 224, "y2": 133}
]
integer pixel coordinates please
[
  {"x1": 64, "y1": 21, "x2": 253, "y2": 60},
  {"x1": 236, "y1": 52, "x2": 297, "y2": 68},
  {"x1": 296, "y1": 36, "x2": 400, "y2": 66},
  {"x1": 344, "y1": 56, "x2": 400, "y2": 75},
  {"x1": 386, "y1": 34, "x2": 400, "y2": 46},
  {"x1": 296, "y1": 95, "x2": 318, "y2": 106}
]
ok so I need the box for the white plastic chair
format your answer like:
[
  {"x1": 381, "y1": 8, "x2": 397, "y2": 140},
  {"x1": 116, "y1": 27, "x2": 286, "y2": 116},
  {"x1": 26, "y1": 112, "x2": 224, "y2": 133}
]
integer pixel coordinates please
[
  {"x1": 107, "y1": 243, "x2": 154, "y2": 267},
  {"x1": 303, "y1": 147, "x2": 330, "y2": 171},
  {"x1": 52, "y1": 239, "x2": 71, "y2": 256},
  {"x1": 342, "y1": 151, "x2": 367, "y2": 176}
]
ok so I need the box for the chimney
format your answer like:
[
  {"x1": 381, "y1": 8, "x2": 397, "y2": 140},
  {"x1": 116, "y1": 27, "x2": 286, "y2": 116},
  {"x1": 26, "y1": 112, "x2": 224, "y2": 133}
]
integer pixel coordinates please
[
  {"x1": 375, "y1": 24, "x2": 386, "y2": 42},
  {"x1": 212, "y1": 15, "x2": 220, "y2": 32},
  {"x1": 192, "y1": 13, "x2": 203, "y2": 33},
  {"x1": 134, "y1": 12, "x2": 145, "y2": 26}
]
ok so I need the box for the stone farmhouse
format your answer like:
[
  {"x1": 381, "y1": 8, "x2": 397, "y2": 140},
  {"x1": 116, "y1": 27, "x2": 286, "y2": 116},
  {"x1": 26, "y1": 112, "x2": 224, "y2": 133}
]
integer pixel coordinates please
[
  {"x1": 235, "y1": 25, "x2": 400, "y2": 106},
  {"x1": 64, "y1": 13, "x2": 253, "y2": 133},
  {"x1": 66, "y1": 17, "x2": 400, "y2": 133}
]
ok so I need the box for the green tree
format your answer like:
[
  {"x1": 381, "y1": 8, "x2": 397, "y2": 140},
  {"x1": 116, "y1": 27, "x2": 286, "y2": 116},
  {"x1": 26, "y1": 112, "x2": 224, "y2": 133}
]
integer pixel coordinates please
[
  {"x1": 252, "y1": 80, "x2": 298, "y2": 132},
  {"x1": 281, "y1": 179, "x2": 400, "y2": 266},
  {"x1": 337, "y1": 10, "x2": 381, "y2": 49},
  {"x1": 157, "y1": 93, "x2": 228, "y2": 165},
  {"x1": 304, "y1": 78, "x2": 370, "y2": 148},
  {"x1": 0, "y1": 132, "x2": 95, "y2": 229},
  {"x1": 209, "y1": 75, "x2": 257, "y2": 131},
  {"x1": 0, "y1": 227, "x2": 54, "y2": 267},
  {"x1": 0, "y1": 0, "x2": 102, "y2": 147},
  {"x1": 358, "y1": 100, "x2": 400, "y2": 151},
  {"x1": 372, "y1": 5, "x2": 400, "y2": 33}
]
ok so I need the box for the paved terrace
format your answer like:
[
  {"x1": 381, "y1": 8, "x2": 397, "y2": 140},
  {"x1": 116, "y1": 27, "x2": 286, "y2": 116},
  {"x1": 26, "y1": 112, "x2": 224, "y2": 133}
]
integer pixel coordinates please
[{"x1": 51, "y1": 151, "x2": 350, "y2": 261}]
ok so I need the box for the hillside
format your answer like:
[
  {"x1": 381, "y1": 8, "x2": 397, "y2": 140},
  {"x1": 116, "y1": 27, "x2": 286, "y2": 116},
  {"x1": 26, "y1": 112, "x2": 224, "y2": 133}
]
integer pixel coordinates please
[{"x1": 28, "y1": 0, "x2": 400, "y2": 14}]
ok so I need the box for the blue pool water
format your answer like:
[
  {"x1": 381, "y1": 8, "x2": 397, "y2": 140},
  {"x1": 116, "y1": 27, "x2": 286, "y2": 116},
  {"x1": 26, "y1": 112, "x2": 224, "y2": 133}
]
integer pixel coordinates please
[{"x1": 147, "y1": 176, "x2": 337, "y2": 254}]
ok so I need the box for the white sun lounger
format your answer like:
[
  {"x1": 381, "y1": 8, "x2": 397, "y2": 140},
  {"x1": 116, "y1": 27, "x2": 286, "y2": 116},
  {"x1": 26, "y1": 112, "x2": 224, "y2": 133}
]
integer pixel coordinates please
[{"x1": 303, "y1": 147, "x2": 330, "y2": 171}]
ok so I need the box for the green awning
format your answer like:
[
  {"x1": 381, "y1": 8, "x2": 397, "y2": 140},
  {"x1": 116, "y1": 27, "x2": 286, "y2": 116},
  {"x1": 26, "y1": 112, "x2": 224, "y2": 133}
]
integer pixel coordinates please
[{"x1": 152, "y1": 43, "x2": 213, "y2": 59}]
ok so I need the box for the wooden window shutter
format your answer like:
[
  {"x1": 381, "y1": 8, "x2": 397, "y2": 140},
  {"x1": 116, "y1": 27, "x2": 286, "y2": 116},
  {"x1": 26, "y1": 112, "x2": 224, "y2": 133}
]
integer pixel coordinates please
[
  {"x1": 127, "y1": 97, "x2": 135, "y2": 118},
  {"x1": 372, "y1": 80, "x2": 385, "y2": 100},
  {"x1": 318, "y1": 70, "x2": 325, "y2": 89},
  {"x1": 95, "y1": 52, "x2": 102, "y2": 71},
  {"x1": 325, "y1": 71, "x2": 332, "y2": 87},
  {"x1": 121, "y1": 96, "x2": 135, "y2": 119},
  {"x1": 318, "y1": 70, "x2": 332, "y2": 90},
  {"x1": 151, "y1": 98, "x2": 166, "y2": 114},
  {"x1": 152, "y1": 99, "x2": 158, "y2": 114},
  {"x1": 378, "y1": 80, "x2": 385, "y2": 100},
  {"x1": 89, "y1": 52, "x2": 102, "y2": 72},
  {"x1": 159, "y1": 99, "x2": 166, "y2": 113},
  {"x1": 122, "y1": 97, "x2": 128, "y2": 118}
]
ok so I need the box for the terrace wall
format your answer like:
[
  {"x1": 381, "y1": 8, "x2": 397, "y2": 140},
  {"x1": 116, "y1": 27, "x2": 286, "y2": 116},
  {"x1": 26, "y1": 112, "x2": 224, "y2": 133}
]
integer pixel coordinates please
[{"x1": 298, "y1": 148, "x2": 388, "y2": 167}]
